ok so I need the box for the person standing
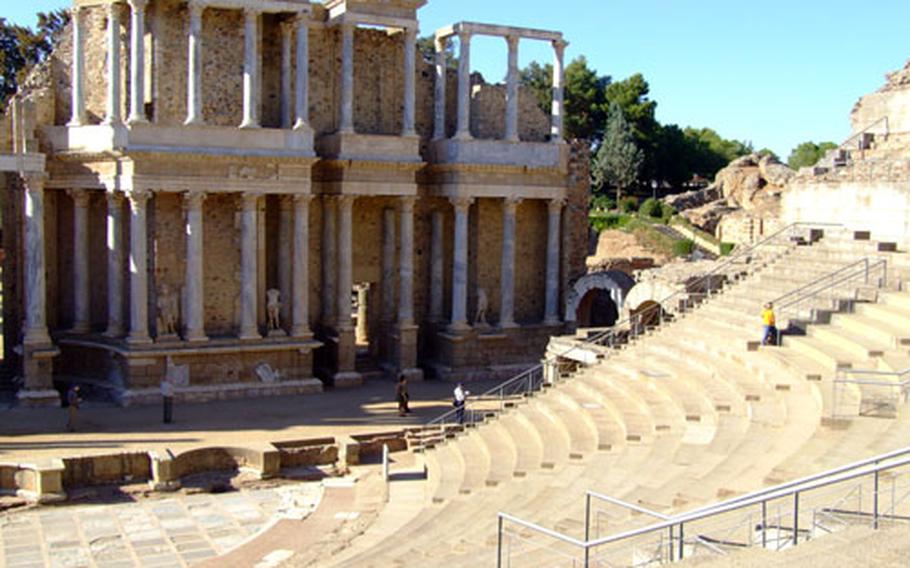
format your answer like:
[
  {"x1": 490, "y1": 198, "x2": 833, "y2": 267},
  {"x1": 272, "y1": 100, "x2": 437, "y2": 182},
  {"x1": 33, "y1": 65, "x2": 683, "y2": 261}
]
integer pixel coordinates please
[
  {"x1": 395, "y1": 374, "x2": 411, "y2": 416},
  {"x1": 453, "y1": 382, "x2": 470, "y2": 424},
  {"x1": 761, "y1": 302, "x2": 778, "y2": 346},
  {"x1": 66, "y1": 385, "x2": 81, "y2": 432},
  {"x1": 161, "y1": 377, "x2": 175, "y2": 424}
]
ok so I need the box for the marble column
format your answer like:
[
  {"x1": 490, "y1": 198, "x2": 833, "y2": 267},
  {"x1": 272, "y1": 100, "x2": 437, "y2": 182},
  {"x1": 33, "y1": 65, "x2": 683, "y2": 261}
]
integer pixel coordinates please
[
  {"x1": 127, "y1": 0, "x2": 148, "y2": 124},
  {"x1": 402, "y1": 28, "x2": 417, "y2": 137},
  {"x1": 291, "y1": 194, "x2": 311, "y2": 337},
  {"x1": 355, "y1": 284, "x2": 369, "y2": 344},
  {"x1": 336, "y1": 195, "x2": 355, "y2": 330},
  {"x1": 504, "y1": 35, "x2": 520, "y2": 142},
  {"x1": 429, "y1": 210, "x2": 444, "y2": 322},
  {"x1": 185, "y1": 3, "x2": 204, "y2": 125},
  {"x1": 454, "y1": 31, "x2": 472, "y2": 140},
  {"x1": 184, "y1": 192, "x2": 207, "y2": 341},
  {"x1": 551, "y1": 39, "x2": 567, "y2": 143},
  {"x1": 399, "y1": 197, "x2": 415, "y2": 325},
  {"x1": 278, "y1": 196, "x2": 293, "y2": 326},
  {"x1": 104, "y1": 2, "x2": 122, "y2": 125},
  {"x1": 239, "y1": 193, "x2": 260, "y2": 339},
  {"x1": 293, "y1": 14, "x2": 310, "y2": 129},
  {"x1": 433, "y1": 36, "x2": 447, "y2": 140},
  {"x1": 127, "y1": 190, "x2": 151, "y2": 344},
  {"x1": 105, "y1": 191, "x2": 125, "y2": 337},
  {"x1": 22, "y1": 174, "x2": 50, "y2": 346},
  {"x1": 499, "y1": 197, "x2": 520, "y2": 328},
  {"x1": 240, "y1": 9, "x2": 261, "y2": 129},
  {"x1": 448, "y1": 196, "x2": 473, "y2": 332},
  {"x1": 280, "y1": 22, "x2": 293, "y2": 129},
  {"x1": 321, "y1": 197, "x2": 336, "y2": 325},
  {"x1": 381, "y1": 208, "x2": 396, "y2": 322},
  {"x1": 68, "y1": 6, "x2": 87, "y2": 126},
  {"x1": 339, "y1": 23, "x2": 355, "y2": 133},
  {"x1": 69, "y1": 189, "x2": 91, "y2": 333},
  {"x1": 544, "y1": 198, "x2": 565, "y2": 324}
]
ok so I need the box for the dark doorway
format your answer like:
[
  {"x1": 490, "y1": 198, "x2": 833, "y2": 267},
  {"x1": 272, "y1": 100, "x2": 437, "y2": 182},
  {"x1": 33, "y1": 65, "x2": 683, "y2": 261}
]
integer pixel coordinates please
[{"x1": 576, "y1": 289, "x2": 619, "y2": 327}]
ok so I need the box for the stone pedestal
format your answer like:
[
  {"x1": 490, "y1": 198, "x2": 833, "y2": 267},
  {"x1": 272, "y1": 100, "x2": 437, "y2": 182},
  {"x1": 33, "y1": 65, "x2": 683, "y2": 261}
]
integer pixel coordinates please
[
  {"x1": 332, "y1": 327, "x2": 361, "y2": 387},
  {"x1": 394, "y1": 323, "x2": 423, "y2": 381},
  {"x1": 17, "y1": 344, "x2": 61, "y2": 407}
]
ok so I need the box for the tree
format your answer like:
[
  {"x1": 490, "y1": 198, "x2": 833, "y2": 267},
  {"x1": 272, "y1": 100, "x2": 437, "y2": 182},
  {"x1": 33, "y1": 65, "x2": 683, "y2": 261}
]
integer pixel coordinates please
[
  {"x1": 416, "y1": 34, "x2": 456, "y2": 68},
  {"x1": 787, "y1": 141, "x2": 838, "y2": 170},
  {"x1": 592, "y1": 102, "x2": 643, "y2": 202},
  {"x1": 0, "y1": 10, "x2": 69, "y2": 106},
  {"x1": 682, "y1": 127, "x2": 752, "y2": 179},
  {"x1": 757, "y1": 147, "x2": 779, "y2": 161}
]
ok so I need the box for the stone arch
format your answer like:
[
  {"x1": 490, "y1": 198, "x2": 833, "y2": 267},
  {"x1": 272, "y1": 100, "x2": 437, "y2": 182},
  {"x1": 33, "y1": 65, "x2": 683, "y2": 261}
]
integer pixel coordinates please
[{"x1": 565, "y1": 271, "x2": 636, "y2": 324}]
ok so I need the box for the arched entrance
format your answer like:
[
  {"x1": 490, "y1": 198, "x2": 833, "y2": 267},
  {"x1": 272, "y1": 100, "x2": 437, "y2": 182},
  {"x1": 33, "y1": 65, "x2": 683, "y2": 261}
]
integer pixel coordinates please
[{"x1": 565, "y1": 271, "x2": 636, "y2": 326}]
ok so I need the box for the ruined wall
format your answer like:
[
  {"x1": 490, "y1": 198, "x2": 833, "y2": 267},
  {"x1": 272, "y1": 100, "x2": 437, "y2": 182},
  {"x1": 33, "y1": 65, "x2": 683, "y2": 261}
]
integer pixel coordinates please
[
  {"x1": 202, "y1": 193, "x2": 240, "y2": 336},
  {"x1": 471, "y1": 83, "x2": 551, "y2": 142}
]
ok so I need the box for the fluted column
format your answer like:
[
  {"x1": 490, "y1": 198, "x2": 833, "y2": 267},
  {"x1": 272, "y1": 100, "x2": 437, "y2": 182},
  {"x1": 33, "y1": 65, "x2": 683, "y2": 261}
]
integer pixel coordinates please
[
  {"x1": 68, "y1": 6, "x2": 87, "y2": 126},
  {"x1": 105, "y1": 191, "x2": 125, "y2": 337},
  {"x1": 185, "y1": 2, "x2": 204, "y2": 125},
  {"x1": 433, "y1": 36, "x2": 447, "y2": 140},
  {"x1": 127, "y1": 0, "x2": 148, "y2": 124},
  {"x1": 551, "y1": 39, "x2": 567, "y2": 143},
  {"x1": 545, "y1": 198, "x2": 565, "y2": 324},
  {"x1": 69, "y1": 189, "x2": 91, "y2": 333},
  {"x1": 339, "y1": 22, "x2": 355, "y2": 133},
  {"x1": 184, "y1": 192, "x2": 207, "y2": 342},
  {"x1": 280, "y1": 22, "x2": 293, "y2": 129},
  {"x1": 278, "y1": 196, "x2": 293, "y2": 326},
  {"x1": 402, "y1": 28, "x2": 417, "y2": 136},
  {"x1": 127, "y1": 190, "x2": 151, "y2": 344},
  {"x1": 381, "y1": 208, "x2": 396, "y2": 321},
  {"x1": 429, "y1": 210, "x2": 444, "y2": 321},
  {"x1": 23, "y1": 174, "x2": 50, "y2": 346},
  {"x1": 336, "y1": 195, "x2": 355, "y2": 330},
  {"x1": 399, "y1": 197, "x2": 415, "y2": 325},
  {"x1": 504, "y1": 35, "x2": 520, "y2": 142},
  {"x1": 499, "y1": 197, "x2": 520, "y2": 328},
  {"x1": 104, "y1": 2, "x2": 122, "y2": 125},
  {"x1": 321, "y1": 197, "x2": 336, "y2": 325},
  {"x1": 449, "y1": 196, "x2": 473, "y2": 332},
  {"x1": 239, "y1": 193, "x2": 260, "y2": 339},
  {"x1": 291, "y1": 195, "x2": 312, "y2": 337},
  {"x1": 454, "y1": 31, "x2": 472, "y2": 140},
  {"x1": 293, "y1": 14, "x2": 310, "y2": 129},
  {"x1": 240, "y1": 9, "x2": 261, "y2": 129}
]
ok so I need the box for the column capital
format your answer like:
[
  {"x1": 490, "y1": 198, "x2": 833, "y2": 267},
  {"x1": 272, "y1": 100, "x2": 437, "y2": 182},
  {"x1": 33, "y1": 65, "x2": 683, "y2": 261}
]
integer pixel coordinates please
[
  {"x1": 127, "y1": 0, "x2": 148, "y2": 10},
  {"x1": 503, "y1": 196, "x2": 522, "y2": 215},
  {"x1": 434, "y1": 35, "x2": 447, "y2": 52},
  {"x1": 106, "y1": 189, "x2": 124, "y2": 205},
  {"x1": 67, "y1": 188, "x2": 91, "y2": 208},
  {"x1": 293, "y1": 193, "x2": 314, "y2": 205},
  {"x1": 332, "y1": 194, "x2": 357, "y2": 209},
  {"x1": 244, "y1": 7, "x2": 261, "y2": 20},
  {"x1": 240, "y1": 192, "x2": 259, "y2": 208},
  {"x1": 280, "y1": 20, "x2": 294, "y2": 35},
  {"x1": 505, "y1": 34, "x2": 520, "y2": 50},
  {"x1": 22, "y1": 172, "x2": 46, "y2": 191},
  {"x1": 340, "y1": 21, "x2": 356, "y2": 33},
  {"x1": 449, "y1": 196, "x2": 474, "y2": 211},
  {"x1": 404, "y1": 27, "x2": 418, "y2": 41},
  {"x1": 457, "y1": 30, "x2": 472, "y2": 45},
  {"x1": 107, "y1": 1, "x2": 121, "y2": 17},
  {"x1": 183, "y1": 191, "x2": 206, "y2": 210},
  {"x1": 128, "y1": 189, "x2": 151, "y2": 207},
  {"x1": 548, "y1": 197, "x2": 567, "y2": 213},
  {"x1": 552, "y1": 38, "x2": 568, "y2": 54},
  {"x1": 278, "y1": 194, "x2": 294, "y2": 210},
  {"x1": 188, "y1": 1, "x2": 205, "y2": 19},
  {"x1": 293, "y1": 11, "x2": 311, "y2": 26},
  {"x1": 71, "y1": 5, "x2": 84, "y2": 17},
  {"x1": 400, "y1": 195, "x2": 416, "y2": 213}
]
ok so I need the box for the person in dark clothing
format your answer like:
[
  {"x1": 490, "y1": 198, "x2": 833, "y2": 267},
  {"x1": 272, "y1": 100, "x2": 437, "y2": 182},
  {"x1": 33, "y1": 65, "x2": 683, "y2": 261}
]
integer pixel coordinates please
[
  {"x1": 161, "y1": 378, "x2": 175, "y2": 424},
  {"x1": 396, "y1": 374, "x2": 410, "y2": 416},
  {"x1": 66, "y1": 385, "x2": 81, "y2": 432}
]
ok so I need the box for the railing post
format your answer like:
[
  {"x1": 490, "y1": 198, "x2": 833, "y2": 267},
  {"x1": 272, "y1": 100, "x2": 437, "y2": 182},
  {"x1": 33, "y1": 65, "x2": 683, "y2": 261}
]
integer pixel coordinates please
[
  {"x1": 583, "y1": 541, "x2": 590, "y2": 568},
  {"x1": 497, "y1": 515, "x2": 503, "y2": 568},
  {"x1": 762, "y1": 500, "x2": 767, "y2": 548},
  {"x1": 668, "y1": 525, "x2": 674, "y2": 561},
  {"x1": 873, "y1": 468, "x2": 880, "y2": 529},
  {"x1": 585, "y1": 493, "x2": 591, "y2": 541},
  {"x1": 793, "y1": 491, "x2": 800, "y2": 547},
  {"x1": 678, "y1": 522, "x2": 685, "y2": 559}
]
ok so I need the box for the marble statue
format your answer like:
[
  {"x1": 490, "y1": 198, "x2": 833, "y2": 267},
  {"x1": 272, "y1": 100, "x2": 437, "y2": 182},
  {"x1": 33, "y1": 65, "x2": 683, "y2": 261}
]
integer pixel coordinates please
[
  {"x1": 474, "y1": 287, "x2": 489, "y2": 326},
  {"x1": 266, "y1": 288, "x2": 282, "y2": 332},
  {"x1": 157, "y1": 284, "x2": 179, "y2": 338}
]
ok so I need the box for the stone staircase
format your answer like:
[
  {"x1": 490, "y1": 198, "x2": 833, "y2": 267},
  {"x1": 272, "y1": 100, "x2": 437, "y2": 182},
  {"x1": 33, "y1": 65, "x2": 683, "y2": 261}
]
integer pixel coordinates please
[{"x1": 288, "y1": 229, "x2": 910, "y2": 567}]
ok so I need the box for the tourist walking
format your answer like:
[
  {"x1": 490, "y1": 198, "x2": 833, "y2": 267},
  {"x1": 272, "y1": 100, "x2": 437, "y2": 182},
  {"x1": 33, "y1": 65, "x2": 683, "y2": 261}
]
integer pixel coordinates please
[
  {"x1": 453, "y1": 383, "x2": 470, "y2": 424},
  {"x1": 161, "y1": 377, "x2": 175, "y2": 424},
  {"x1": 66, "y1": 385, "x2": 81, "y2": 432},
  {"x1": 761, "y1": 302, "x2": 778, "y2": 346},
  {"x1": 396, "y1": 374, "x2": 411, "y2": 416}
]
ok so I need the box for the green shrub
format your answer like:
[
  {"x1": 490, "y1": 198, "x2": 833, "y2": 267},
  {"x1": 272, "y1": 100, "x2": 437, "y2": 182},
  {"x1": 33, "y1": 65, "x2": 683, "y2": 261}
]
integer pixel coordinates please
[
  {"x1": 659, "y1": 204, "x2": 676, "y2": 224},
  {"x1": 590, "y1": 213, "x2": 632, "y2": 233},
  {"x1": 619, "y1": 196, "x2": 639, "y2": 213},
  {"x1": 639, "y1": 197, "x2": 663, "y2": 219},
  {"x1": 590, "y1": 194, "x2": 614, "y2": 212},
  {"x1": 720, "y1": 242, "x2": 735, "y2": 256},
  {"x1": 673, "y1": 239, "x2": 695, "y2": 256}
]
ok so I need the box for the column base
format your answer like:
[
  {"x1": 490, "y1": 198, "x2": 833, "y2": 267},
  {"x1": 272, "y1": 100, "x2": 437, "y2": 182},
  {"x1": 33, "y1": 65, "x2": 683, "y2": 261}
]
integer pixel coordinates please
[
  {"x1": 16, "y1": 389, "x2": 61, "y2": 407},
  {"x1": 291, "y1": 327, "x2": 313, "y2": 340},
  {"x1": 184, "y1": 117, "x2": 205, "y2": 126},
  {"x1": 23, "y1": 328, "x2": 52, "y2": 346},
  {"x1": 332, "y1": 371, "x2": 363, "y2": 388},
  {"x1": 238, "y1": 328, "x2": 262, "y2": 341},
  {"x1": 127, "y1": 333, "x2": 153, "y2": 346},
  {"x1": 453, "y1": 131, "x2": 473, "y2": 141},
  {"x1": 447, "y1": 321, "x2": 471, "y2": 334},
  {"x1": 126, "y1": 115, "x2": 149, "y2": 126},
  {"x1": 184, "y1": 333, "x2": 209, "y2": 343},
  {"x1": 239, "y1": 120, "x2": 261, "y2": 129},
  {"x1": 103, "y1": 326, "x2": 124, "y2": 338},
  {"x1": 498, "y1": 321, "x2": 520, "y2": 330},
  {"x1": 543, "y1": 317, "x2": 562, "y2": 326}
]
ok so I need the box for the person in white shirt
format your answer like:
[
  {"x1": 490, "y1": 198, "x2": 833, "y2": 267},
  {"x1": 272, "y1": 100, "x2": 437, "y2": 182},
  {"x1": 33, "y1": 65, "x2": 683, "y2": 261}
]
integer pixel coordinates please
[{"x1": 453, "y1": 383, "x2": 470, "y2": 424}]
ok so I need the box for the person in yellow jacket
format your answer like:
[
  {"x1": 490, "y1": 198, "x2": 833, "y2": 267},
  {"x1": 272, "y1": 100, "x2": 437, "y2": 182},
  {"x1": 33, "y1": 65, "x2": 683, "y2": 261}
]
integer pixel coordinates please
[{"x1": 761, "y1": 302, "x2": 777, "y2": 346}]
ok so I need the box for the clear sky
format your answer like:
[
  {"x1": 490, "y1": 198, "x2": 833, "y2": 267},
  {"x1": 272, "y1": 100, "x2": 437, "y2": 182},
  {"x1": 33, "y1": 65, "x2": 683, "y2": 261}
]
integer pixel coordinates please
[{"x1": 6, "y1": 0, "x2": 910, "y2": 158}]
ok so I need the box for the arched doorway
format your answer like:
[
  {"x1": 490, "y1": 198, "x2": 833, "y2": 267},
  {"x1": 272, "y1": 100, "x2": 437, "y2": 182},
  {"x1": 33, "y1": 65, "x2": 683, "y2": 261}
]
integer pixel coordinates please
[
  {"x1": 576, "y1": 288, "x2": 619, "y2": 327},
  {"x1": 565, "y1": 271, "x2": 636, "y2": 326}
]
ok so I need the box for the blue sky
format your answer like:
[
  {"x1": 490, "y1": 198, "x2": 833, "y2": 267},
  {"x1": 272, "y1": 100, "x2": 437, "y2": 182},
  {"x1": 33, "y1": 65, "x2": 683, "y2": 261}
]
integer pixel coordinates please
[{"x1": 7, "y1": 0, "x2": 910, "y2": 157}]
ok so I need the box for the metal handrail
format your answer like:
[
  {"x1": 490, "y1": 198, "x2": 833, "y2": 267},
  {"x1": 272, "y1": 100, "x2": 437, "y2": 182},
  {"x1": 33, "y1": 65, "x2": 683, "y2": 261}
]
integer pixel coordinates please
[
  {"x1": 772, "y1": 258, "x2": 877, "y2": 307},
  {"x1": 840, "y1": 116, "x2": 889, "y2": 151}
]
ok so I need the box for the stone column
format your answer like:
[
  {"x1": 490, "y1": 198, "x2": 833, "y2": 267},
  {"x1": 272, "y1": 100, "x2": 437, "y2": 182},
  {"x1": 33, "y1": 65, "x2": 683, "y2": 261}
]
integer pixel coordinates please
[
  {"x1": 239, "y1": 193, "x2": 260, "y2": 339},
  {"x1": 339, "y1": 23, "x2": 355, "y2": 133},
  {"x1": 127, "y1": 0, "x2": 148, "y2": 124},
  {"x1": 355, "y1": 284, "x2": 369, "y2": 344},
  {"x1": 499, "y1": 197, "x2": 520, "y2": 328},
  {"x1": 454, "y1": 31, "x2": 472, "y2": 140},
  {"x1": 278, "y1": 196, "x2": 293, "y2": 326},
  {"x1": 433, "y1": 36, "x2": 447, "y2": 140},
  {"x1": 321, "y1": 197, "x2": 336, "y2": 325},
  {"x1": 22, "y1": 174, "x2": 50, "y2": 346},
  {"x1": 402, "y1": 28, "x2": 417, "y2": 137},
  {"x1": 381, "y1": 208, "x2": 396, "y2": 322},
  {"x1": 240, "y1": 9, "x2": 261, "y2": 129},
  {"x1": 105, "y1": 191, "x2": 125, "y2": 337},
  {"x1": 544, "y1": 198, "x2": 565, "y2": 324},
  {"x1": 293, "y1": 14, "x2": 310, "y2": 129},
  {"x1": 448, "y1": 196, "x2": 473, "y2": 332},
  {"x1": 336, "y1": 195, "x2": 355, "y2": 330},
  {"x1": 505, "y1": 35, "x2": 520, "y2": 142},
  {"x1": 280, "y1": 22, "x2": 293, "y2": 129},
  {"x1": 398, "y1": 197, "x2": 415, "y2": 325},
  {"x1": 429, "y1": 210, "x2": 444, "y2": 322},
  {"x1": 291, "y1": 194, "x2": 311, "y2": 337},
  {"x1": 184, "y1": 192, "x2": 207, "y2": 342},
  {"x1": 104, "y1": 2, "x2": 122, "y2": 125},
  {"x1": 551, "y1": 39, "x2": 567, "y2": 143},
  {"x1": 69, "y1": 189, "x2": 91, "y2": 333},
  {"x1": 185, "y1": 2, "x2": 204, "y2": 125},
  {"x1": 127, "y1": 190, "x2": 151, "y2": 344},
  {"x1": 68, "y1": 6, "x2": 87, "y2": 126}
]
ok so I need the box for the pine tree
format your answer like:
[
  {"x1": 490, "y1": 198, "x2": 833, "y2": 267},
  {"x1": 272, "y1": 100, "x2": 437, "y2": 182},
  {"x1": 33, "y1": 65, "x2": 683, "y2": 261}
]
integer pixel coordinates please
[{"x1": 592, "y1": 102, "x2": 643, "y2": 202}]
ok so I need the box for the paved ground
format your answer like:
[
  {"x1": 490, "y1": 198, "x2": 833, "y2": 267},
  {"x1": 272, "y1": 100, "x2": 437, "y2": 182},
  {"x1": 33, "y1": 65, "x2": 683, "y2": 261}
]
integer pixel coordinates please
[
  {"x1": 0, "y1": 482, "x2": 322, "y2": 568},
  {"x1": 0, "y1": 378, "x2": 500, "y2": 462}
]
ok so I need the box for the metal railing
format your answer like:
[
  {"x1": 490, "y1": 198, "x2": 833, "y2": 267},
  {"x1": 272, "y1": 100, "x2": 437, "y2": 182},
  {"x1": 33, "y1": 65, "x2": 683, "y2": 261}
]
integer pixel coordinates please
[
  {"x1": 833, "y1": 366, "x2": 910, "y2": 419},
  {"x1": 840, "y1": 116, "x2": 889, "y2": 153},
  {"x1": 409, "y1": 223, "x2": 843, "y2": 450},
  {"x1": 497, "y1": 445, "x2": 910, "y2": 567}
]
